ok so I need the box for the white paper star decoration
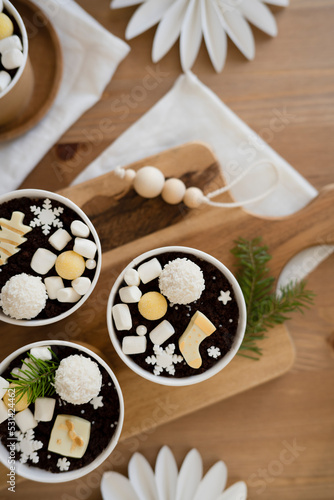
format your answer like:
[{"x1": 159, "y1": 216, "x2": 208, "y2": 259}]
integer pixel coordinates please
[{"x1": 111, "y1": 0, "x2": 289, "y2": 72}]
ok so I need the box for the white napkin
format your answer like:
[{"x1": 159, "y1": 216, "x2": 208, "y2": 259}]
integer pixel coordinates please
[
  {"x1": 0, "y1": 0, "x2": 130, "y2": 195},
  {"x1": 74, "y1": 72, "x2": 332, "y2": 284}
]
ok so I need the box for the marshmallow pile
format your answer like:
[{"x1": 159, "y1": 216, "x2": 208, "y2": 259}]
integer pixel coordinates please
[{"x1": 0, "y1": 3, "x2": 24, "y2": 94}]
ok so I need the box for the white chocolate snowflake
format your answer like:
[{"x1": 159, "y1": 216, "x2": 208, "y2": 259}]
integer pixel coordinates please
[
  {"x1": 57, "y1": 457, "x2": 70, "y2": 471},
  {"x1": 30, "y1": 199, "x2": 64, "y2": 235},
  {"x1": 218, "y1": 290, "x2": 232, "y2": 305},
  {"x1": 15, "y1": 429, "x2": 43, "y2": 464},
  {"x1": 207, "y1": 346, "x2": 221, "y2": 359},
  {"x1": 90, "y1": 395, "x2": 103, "y2": 410},
  {"x1": 145, "y1": 344, "x2": 183, "y2": 376}
]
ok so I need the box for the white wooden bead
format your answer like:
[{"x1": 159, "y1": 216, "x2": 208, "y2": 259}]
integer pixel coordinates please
[
  {"x1": 124, "y1": 169, "x2": 136, "y2": 182},
  {"x1": 133, "y1": 166, "x2": 165, "y2": 198},
  {"x1": 86, "y1": 259, "x2": 96, "y2": 270},
  {"x1": 183, "y1": 187, "x2": 204, "y2": 208},
  {"x1": 162, "y1": 178, "x2": 186, "y2": 205},
  {"x1": 136, "y1": 325, "x2": 147, "y2": 336}
]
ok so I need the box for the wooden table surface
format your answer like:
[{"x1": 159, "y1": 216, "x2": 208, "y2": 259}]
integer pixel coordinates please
[{"x1": 2, "y1": 0, "x2": 334, "y2": 498}]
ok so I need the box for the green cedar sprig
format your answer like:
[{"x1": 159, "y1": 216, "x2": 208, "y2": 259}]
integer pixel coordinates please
[
  {"x1": 231, "y1": 237, "x2": 315, "y2": 360},
  {"x1": 7, "y1": 349, "x2": 60, "y2": 404}
]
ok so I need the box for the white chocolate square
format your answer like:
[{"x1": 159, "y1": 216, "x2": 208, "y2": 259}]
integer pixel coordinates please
[{"x1": 48, "y1": 415, "x2": 91, "y2": 459}]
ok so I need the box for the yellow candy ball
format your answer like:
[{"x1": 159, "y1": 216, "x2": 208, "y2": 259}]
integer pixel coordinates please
[
  {"x1": 55, "y1": 251, "x2": 86, "y2": 280},
  {"x1": 3, "y1": 383, "x2": 29, "y2": 412},
  {"x1": 0, "y1": 13, "x2": 14, "y2": 40},
  {"x1": 138, "y1": 292, "x2": 167, "y2": 321}
]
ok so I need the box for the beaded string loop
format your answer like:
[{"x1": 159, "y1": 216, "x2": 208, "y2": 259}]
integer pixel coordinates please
[{"x1": 114, "y1": 160, "x2": 280, "y2": 209}]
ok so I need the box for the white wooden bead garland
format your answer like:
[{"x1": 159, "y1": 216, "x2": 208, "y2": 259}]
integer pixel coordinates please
[{"x1": 114, "y1": 161, "x2": 280, "y2": 209}]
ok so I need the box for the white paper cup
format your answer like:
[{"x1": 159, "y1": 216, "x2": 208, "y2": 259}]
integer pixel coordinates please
[
  {"x1": 107, "y1": 246, "x2": 247, "y2": 387},
  {"x1": 0, "y1": 340, "x2": 124, "y2": 483},
  {"x1": 0, "y1": 189, "x2": 102, "y2": 326}
]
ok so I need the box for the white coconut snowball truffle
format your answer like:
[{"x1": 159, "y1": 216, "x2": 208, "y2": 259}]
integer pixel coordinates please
[
  {"x1": 159, "y1": 258, "x2": 205, "y2": 305},
  {"x1": 0, "y1": 273, "x2": 47, "y2": 320},
  {"x1": 54, "y1": 354, "x2": 102, "y2": 405}
]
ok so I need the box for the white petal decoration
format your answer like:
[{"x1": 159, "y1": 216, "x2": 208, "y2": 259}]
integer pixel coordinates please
[
  {"x1": 125, "y1": 0, "x2": 174, "y2": 39},
  {"x1": 101, "y1": 471, "x2": 141, "y2": 500},
  {"x1": 216, "y1": 481, "x2": 248, "y2": 500},
  {"x1": 180, "y1": 0, "x2": 203, "y2": 71},
  {"x1": 152, "y1": 0, "x2": 189, "y2": 62},
  {"x1": 193, "y1": 461, "x2": 228, "y2": 500},
  {"x1": 201, "y1": 0, "x2": 227, "y2": 72},
  {"x1": 128, "y1": 453, "x2": 159, "y2": 500},
  {"x1": 220, "y1": 9, "x2": 255, "y2": 60},
  {"x1": 262, "y1": 0, "x2": 289, "y2": 6},
  {"x1": 155, "y1": 446, "x2": 178, "y2": 500},
  {"x1": 175, "y1": 449, "x2": 203, "y2": 500},
  {"x1": 111, "y1": 0, "x2": 146, "y2": 8},
  {"x1": 239, "y1": 0, "x2": 277, "y2": 37}
]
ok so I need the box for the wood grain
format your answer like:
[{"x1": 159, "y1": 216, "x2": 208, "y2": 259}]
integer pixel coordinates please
[{"x1": 0, "y1": 0, "x2": 333, "y2": 498}]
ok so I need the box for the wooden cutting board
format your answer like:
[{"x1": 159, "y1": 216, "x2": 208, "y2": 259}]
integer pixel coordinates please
[{"x1": 1, "y1": 142, "x2": 333, "y2": 486}]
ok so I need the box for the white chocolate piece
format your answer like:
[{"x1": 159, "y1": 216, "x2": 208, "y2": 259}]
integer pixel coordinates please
[
  {"x1": 1, "y1": 49, "x2": 24, "y2": 70},
  {"x1": 124, "y1": 268, "x2": 140, "y2": 286},
  {"x1": 0, "y1": 35, "x2": 22, "y2": 54},
  {"x1": 112, "y1": 303, "x2": 132, "y2": 331},
  {"x1": 72, "y1": 277, "x2": 91, "y2": 296},
  {"x1": 15, "y1": 408, "x2": 38, "y2": 433},
  {"x1": 31, "y1": 248, "x2": 57, "y2": 275},
  {"x1": 122, "y1": 336, "x2": 147, "y2": 355},
  {"x1": 179, "y1": 311, "x2": 216, "y2": 369},
  {"x1": 48, "y1": 228, "x2": 72, "y2": 251},
  {"x1": 30, "y1": 346, "x2": 52, "y2": 361},
  {"x1": 70, "y1": 220, "x2": 90, "y2": 238},
  {"x1": 162, "y1": 178, "x2": 186, "y2": 205},
  {"x1": 0, "y1": 376, "x2": 9, "y2": 400},
  {"x1": 0, "y1": 400, "x2": 8, "y2": 424},
  {"x1": 119, "y1": 285, "x2": 142, "y2": 303},
  {"x1": 183, "y1": 187, "x2": 204, "y2": 208},
  {"x1": 85, "y1": 259, "x2": 96, "y2": 270},
  {"x1": 44, "y1": 276, "x2": 64, "y2": 300},
  {"x1": 48, "y1": 414, "x2": 91, "y2": 459},
  {"x1": 136, "y1": 325, "x2": 147, "y2": 336},
  {"x1": 0, "y1": 70, "x2": 10, "y2": 92},
  {"x1": 124, "y1": 169, "x2": 136, "y2": 182},
  {"x1": 149, "y1": 320, "x2": 175, "y2": 346},
  {"x1": 138, "y1": 258, "x2": 162, "y2": 284},
  {"x1": 57, "y1": 287, "x2": 81, "y2": 303},
  {"x1": 73, "y1": 237, "x2": 97, "y2": 259},
  {"x1": 34, "y1": 397, "x2": 56, "y2": 422},
  {"x1": 133, "y1": 166, "x2": 165, "y2": 198}
]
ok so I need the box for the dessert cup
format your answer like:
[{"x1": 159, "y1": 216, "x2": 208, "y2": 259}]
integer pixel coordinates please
[
  {"x1": 0, "y1": 340, "x2": 124, "y2": 483},
  {"x1": 0, "y1": 189, "x2": 102, "y2": 326},
  {"x1": 0, "y1": 1, "x2": 34, "y2": 126},
  {"x1": 107, "y1": 246, "x2": 247, "y2": 386}
]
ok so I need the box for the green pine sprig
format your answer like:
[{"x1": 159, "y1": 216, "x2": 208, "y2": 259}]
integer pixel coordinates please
[
  {"x1": 231, "y1": 237, "x2": 315, "y2": 360},
  {"x1": 7, "y1": 349, "x2": 60, "y2": 404}
]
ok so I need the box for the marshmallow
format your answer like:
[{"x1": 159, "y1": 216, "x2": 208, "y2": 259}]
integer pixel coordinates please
[
  {"x1": 0, "y1": 376, "x2": 9, "y2": 400},
  {"x1": 149, "y1": 320, "x2": 175, "y2": 346},
  {"x1": 44, "y1": 276, "x2": 64, "y2": 300},
  {"x1": 122, "y1": 336, "x2": 147, "y2": 355},
  {"x1": 20, "y1": 358, "x2": 39, "y2": 380},
  {"x1": 31, "y1": 248, "x2": 57, "y2": 275},
  {"x1": 57, "y1": 287, "x2": 81, "y2": 303},
  {"x1": 0, "y1": 1, "x2": 3, "y2": 13},
  {"x1": 30, "y1": 346, "x2": 52, "y2": 361},
  {"x1": 0, "y1": 400, "x2": 8, "y2": 424},
  {"x1": 136, "y1": 325, "x2": 147, "y2": 336},
  {"x1": 0, "y1": 70, "x2": 10, "y2": 92},
  {"x1": 34, "y1": 397, "x2": 56, "y2": 422},
  {"x1": 72, "y1": 277, "x2": 91, "y2": 295},
  {"x1": 10, "y1": 367, "x2": 20, "y2": 378},
  {"x1": 2, "y1": 48, "x2": 24, "y2": 70},
  {"x1": 138, "y1": 258, "x2": 162, "y2": 284},
  {"x1": 48, "y1": 228, "x2": 72, "y2": 251},
  {"x1": 124, "y1": 268, "x2": 140, "y2": 286},
  {"x1": 71, "y1": 220, "x2": 90, "y2": 238},
  {"x1": 86, "y1": 259, "x2": 96, "y2": 270},
  {"x1": 15, "y1": 408, "x2": 38, "y2": 433},
  {"x1": 73, "y1": 237, "x2": 97, "y2": 259},
  {"x1": 112, "y1": 303, "x2": 132, "y2": 331},
  {"x1": 119, "y1": 285, "x2": 142, "y2": 303},
  {"x1": 0, "y1": 35, "x2": 22, "y2": 54}
]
